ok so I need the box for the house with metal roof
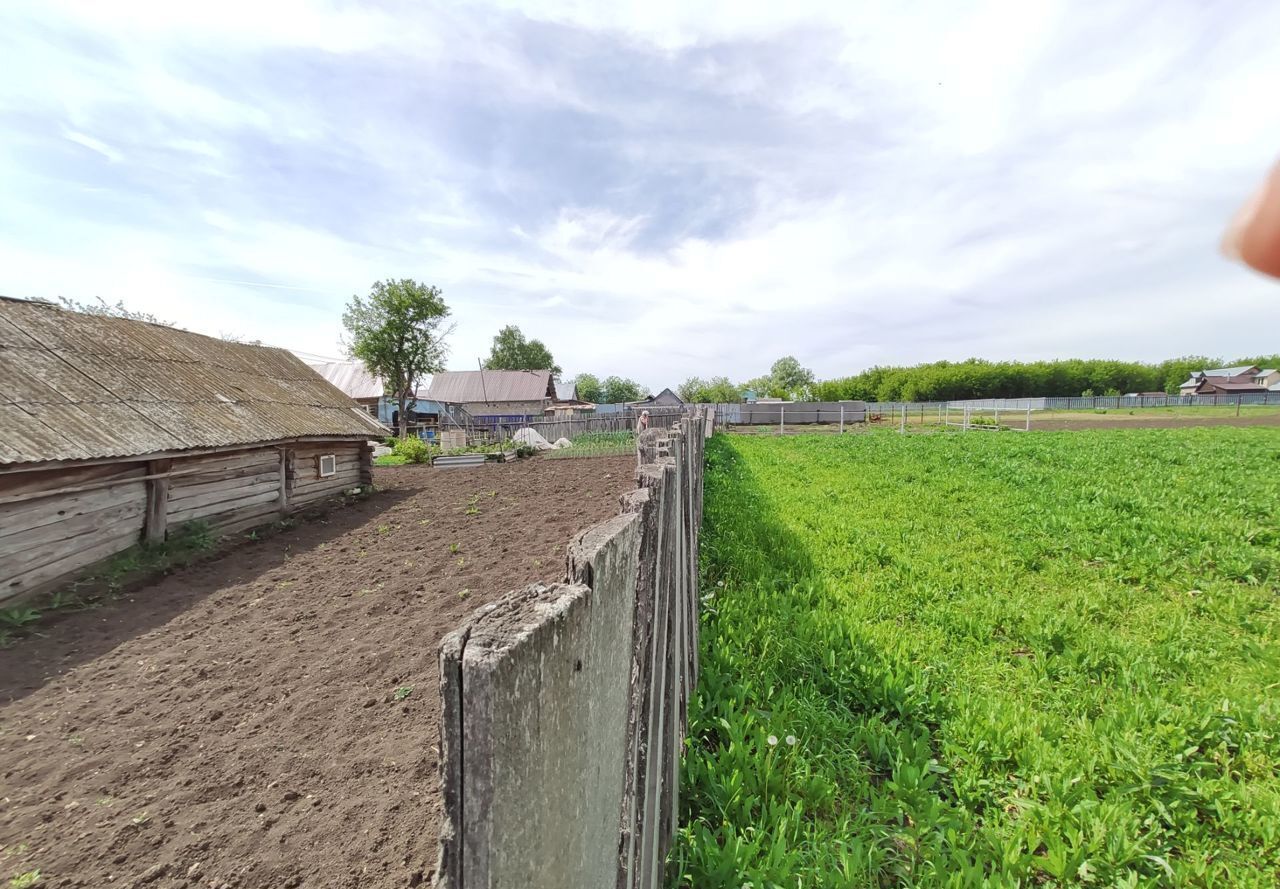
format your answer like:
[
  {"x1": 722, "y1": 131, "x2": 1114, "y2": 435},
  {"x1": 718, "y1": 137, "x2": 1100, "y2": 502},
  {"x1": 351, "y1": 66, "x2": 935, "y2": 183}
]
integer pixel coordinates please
[
  {"x1": 304, "y1": 359, "x2": 451, "y2": 436},
  {"x1": 631, "y1": 387, "x2": 684, "y2": 408},
  {"x1": 425, "y1": 369, "x2": 557, "y2": 421},
  {"x1": 1177, "y1": 365, "x2": 1271, "y2": 396},
  {"x1": 0, "y1": 296, "x2": 386, "y2": 606}
]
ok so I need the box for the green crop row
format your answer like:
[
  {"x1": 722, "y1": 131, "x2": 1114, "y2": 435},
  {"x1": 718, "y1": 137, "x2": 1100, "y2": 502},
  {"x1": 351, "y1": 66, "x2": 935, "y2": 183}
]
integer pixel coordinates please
[{"x1": 674, "y1": 428, "x2": 1280, "y2": 888}]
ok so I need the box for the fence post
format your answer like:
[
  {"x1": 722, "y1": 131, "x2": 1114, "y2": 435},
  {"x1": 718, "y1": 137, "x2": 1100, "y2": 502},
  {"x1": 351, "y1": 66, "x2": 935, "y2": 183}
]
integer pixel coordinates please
[
  {"x1": 900, "y1": 404, "x2": 906, "y2": 434},
  {"x1": 779, "y1": 404, "x2": 784, "y2": 436},
  {"x1": 994, "y1": 405, "x2": 1000, "y2": 427},
  {"x1": 839, "y1": 405, "x2": 844, "y2": 434},
  {"x1": 1026, "y1": 405, "x2": 1031, "y2": 431}
]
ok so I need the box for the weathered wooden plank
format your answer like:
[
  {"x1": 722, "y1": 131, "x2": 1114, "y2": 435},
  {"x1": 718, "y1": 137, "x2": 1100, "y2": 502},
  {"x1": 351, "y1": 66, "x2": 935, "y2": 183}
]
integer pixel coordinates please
[
  {"x1": 169, "y1": 459, "x2": 279, "y2": 489},
  {"x1": 1, "y1": 529, "x2": 144, "y2": 606},
  {"x1": 168, "y1": 471, "x2": 281, "y2": 502},
  {"x1": 0, "y1": 481, "x2": 146, "y2": 540},
  {"x1": 169, "y1": 488, "x2": 281, "y2": 524},
  {"x1": 1, "y1": 525, "x2": 141, "y2": 593},
  {"x1": 144, "y1": 458, "x2": 172, "y2": 545},
  {"x1": 170, "y1": 449, "x2": 278, "y2": 476},
  {"x1": 291, "y1": 470, "x2": 361, "y2": 490},
  {"x1": 291, "y1": 469, "x2": 363, "y2": 492},
  {"x1": 0, "y1": 500, "x2": 145, "y2": 561},
  {"x1": 278, "y1": 448, "x2": 289, "y2": 510},
  {"x1": 289, "y1": 477, "x2": 363, "y2": 505},
  {"x1": 209, "y1": 505, "x2": 288, "y2": 537},
  {"x1": 166, "y1": 477, "x2": 280, "y2": 511},
  {"x1": 0, "y1": 463, "x2": 140, "y2": 500},
  {"x1": 0, "y1": 435, "x2": 372, "y2": 476}
]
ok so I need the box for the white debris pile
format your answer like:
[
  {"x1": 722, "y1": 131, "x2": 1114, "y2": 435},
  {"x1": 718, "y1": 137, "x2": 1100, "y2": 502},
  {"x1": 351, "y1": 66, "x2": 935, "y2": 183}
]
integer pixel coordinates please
[
  {"x1": 513, "y1": 427, "x2": 554, "y2": 451},
  {"x1": 553, "y1": 437, "x2": 573, "y2": 449}
]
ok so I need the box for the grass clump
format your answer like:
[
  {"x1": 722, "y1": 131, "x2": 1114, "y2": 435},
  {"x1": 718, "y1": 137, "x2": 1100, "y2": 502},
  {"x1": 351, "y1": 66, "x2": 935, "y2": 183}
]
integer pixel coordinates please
[
  {"x1": 675, "y1": 429, "x2": 1280, "y2": 887},
  {"x1": 0, "y1": 521, "x2": 217, "y2": 647}
]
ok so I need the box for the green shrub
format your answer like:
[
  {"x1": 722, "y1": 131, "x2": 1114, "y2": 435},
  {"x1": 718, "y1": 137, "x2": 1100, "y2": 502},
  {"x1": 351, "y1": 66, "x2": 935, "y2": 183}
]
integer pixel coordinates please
[{"x1": 392, "y1": 436, "x2": 433, "y2": 464}]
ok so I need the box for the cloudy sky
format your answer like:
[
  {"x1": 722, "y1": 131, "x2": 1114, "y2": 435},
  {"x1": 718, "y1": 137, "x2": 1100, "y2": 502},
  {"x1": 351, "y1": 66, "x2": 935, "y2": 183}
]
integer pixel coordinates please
[{"x1": 2, "y1": 0, "x2": 1278, "y2": 390}]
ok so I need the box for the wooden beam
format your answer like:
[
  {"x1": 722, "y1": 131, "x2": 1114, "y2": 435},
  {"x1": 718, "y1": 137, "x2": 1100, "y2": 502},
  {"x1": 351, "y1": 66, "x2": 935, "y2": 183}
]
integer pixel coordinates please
[
  {"x1": 144, "y1": 458, "x2": 172, "y2": 545},
  {"x1": 0, "y1": 435, "x2": 375, "y2": 477},
  {"x1": 278, "y1": 447, "x2": 289, "y2": 512}
]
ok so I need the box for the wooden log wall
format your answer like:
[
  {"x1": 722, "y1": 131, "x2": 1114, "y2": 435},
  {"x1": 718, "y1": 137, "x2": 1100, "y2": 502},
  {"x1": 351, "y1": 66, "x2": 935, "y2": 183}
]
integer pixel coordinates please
[
  {"x1": 0, "y1": 464, "x2": 147, "y2": 606},
  {"x1": 0, "y1": 440, "x2": 373, "y2": 607},
  {"x1": 287, "y1": 443, "x2": 368, "y2": 509}
]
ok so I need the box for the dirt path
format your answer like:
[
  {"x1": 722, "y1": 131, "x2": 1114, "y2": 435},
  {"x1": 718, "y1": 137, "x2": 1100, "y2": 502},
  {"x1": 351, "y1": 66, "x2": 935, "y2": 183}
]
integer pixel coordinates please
[{"x1": 0, "y1": 456, "x2": 635, "y2": 889}]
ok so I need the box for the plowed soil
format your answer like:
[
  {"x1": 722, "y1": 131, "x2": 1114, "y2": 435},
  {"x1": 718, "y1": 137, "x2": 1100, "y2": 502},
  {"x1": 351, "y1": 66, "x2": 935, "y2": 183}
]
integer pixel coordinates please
[{"x1": 0, "y1": 455, "x2": 635, "y2": 889}]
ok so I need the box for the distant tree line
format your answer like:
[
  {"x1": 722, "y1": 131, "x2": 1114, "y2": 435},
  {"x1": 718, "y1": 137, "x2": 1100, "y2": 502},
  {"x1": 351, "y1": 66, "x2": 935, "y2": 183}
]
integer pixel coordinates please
[
  {"x1": 811, "y1": 355, "x2": 1280, "y2": 403},
  {"x1": 674, "y1": 353, "x2": 1280, "y2": 405},
  {"x1": 569, "y1": 373, "x2": 646, "y2": 405}
]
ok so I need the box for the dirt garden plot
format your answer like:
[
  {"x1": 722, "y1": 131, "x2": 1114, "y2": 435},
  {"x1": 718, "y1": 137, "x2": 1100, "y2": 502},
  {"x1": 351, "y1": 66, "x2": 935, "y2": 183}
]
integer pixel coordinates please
[{"x1": 0, "y1": 456, "x2": 636, "y2": 889}]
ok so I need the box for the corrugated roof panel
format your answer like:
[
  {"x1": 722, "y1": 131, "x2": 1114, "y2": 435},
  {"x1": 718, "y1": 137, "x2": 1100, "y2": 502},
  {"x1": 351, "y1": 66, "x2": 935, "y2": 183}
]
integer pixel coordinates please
[
  {"x1": 0, "y1": 298, "x2": 387, "y2": 465},
  {"x1": 0, "y1": 403, "x2": 89, "y2": 463},
  {"x1": 2, "y1": 345, "x2": 114, "y2": 403},
  {"x1": 0, "y1": 351, "x2": 76, "y2": 404},
  {"x1": 426, "y1": 369, "x2": 553, "y2": 404},
  {"x1": 305, "y1": 360, "x2": 385, "y2": 400}
]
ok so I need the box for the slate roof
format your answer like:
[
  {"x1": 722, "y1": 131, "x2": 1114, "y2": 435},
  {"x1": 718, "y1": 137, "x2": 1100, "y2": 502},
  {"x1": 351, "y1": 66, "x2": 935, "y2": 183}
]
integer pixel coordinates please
[
  {"x1": 303, "y1": 359, "x2": 434, "y2": 401},
  {"x1": 425, "y1": 369, "x2": 554, "y2": 404},
  {"x1": 0, "y1": 297, "x2": 385, "y2": 466}
]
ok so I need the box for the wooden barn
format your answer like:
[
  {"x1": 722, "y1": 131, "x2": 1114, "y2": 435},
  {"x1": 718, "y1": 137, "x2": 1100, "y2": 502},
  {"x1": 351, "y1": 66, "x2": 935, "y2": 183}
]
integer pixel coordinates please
[{"x1": 0, "y1": 297, "x2": 387, "y2": 607}]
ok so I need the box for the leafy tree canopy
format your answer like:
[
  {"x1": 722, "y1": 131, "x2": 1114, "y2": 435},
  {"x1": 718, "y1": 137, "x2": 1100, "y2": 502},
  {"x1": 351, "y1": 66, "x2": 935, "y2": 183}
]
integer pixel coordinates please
[
  {"x1": 342, "y1": 279, "x2": 452, "y2": 437},
  {"x1": 571, "y1": 372, "x2": 603, "y2": 404},
  {"x1": 769, "y1": 356, "x2": 816, "y2": 398},
  {"x1": 602, "y1": 375, "x2": 645, "y2": 404},
  {"x1": 484, "y1": 325, "x2": 561, "y2": 375},
  {"x1": 678, "y1": 375, "x2": 742, "y2": 404}
]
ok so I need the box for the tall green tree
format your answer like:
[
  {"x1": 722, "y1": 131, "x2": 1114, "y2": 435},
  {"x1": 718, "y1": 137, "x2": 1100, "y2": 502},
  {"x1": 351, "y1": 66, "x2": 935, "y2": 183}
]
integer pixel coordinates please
[
  {"x1": 342, "y1": 279, "x2": 452, "y2": 438},
  {"x1": 602, "y1": 375, "x2": 644, "y2": 404},
  {"x1": 679, "y1": 375, "x2": 741, "y2": 404},
  {"x1": 769, "y1": 356, "x2": 816, "y2": 399},
  {"x1": 484, "y1": 325, "x2": 561, "y2": 375},
  {"x1": 571, "y1": 372, "x2": 604, "y2": 404}
]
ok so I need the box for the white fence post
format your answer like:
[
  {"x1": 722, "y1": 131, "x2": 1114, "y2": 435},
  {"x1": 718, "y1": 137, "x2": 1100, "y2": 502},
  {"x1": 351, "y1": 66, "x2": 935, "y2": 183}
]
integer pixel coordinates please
[
  {"x1": 839, "y1": 405, "x2": 844, "y2": 434},
  {"x1": 900, "y1": 404, "x2": 906, "y2": 434},
  {"x1": 779, "y1": 404, "x2": 784, "y2": 436}
]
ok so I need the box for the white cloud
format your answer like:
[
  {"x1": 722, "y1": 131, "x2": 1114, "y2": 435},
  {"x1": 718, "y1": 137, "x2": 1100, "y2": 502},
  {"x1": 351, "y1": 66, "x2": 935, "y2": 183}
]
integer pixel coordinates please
[
  {"x1": 62, "y1": 130, "x2": 123, "y2": 162},
  {"x1": 1, "y1": 0, "x2": 1279, "y2": 392}
]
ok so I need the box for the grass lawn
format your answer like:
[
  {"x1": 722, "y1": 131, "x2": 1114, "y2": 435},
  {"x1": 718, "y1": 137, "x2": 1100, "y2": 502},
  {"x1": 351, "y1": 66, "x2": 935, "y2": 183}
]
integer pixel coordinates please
[{"x1": 676, "y1": 428, "x2": 1280, "y2": 887}]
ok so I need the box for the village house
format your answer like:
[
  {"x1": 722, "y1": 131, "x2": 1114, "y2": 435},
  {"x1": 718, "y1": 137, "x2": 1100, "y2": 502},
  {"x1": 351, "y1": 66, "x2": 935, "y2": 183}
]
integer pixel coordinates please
[
  {"x1": 630, "y1": 387, "x2": 684, "y2": 408},
  {"x1": 425, "y1": 369, "x2": 557, "y2": 421},
  {"x1": 0, "y1": 297, "x2": 385, "y2": 606},
  {"x1": 1179, "y1": 365, "x2": 1275, "y2": 396},
  {"x1": 305, "y1": 358, "x2": 453, "y2": 436}
]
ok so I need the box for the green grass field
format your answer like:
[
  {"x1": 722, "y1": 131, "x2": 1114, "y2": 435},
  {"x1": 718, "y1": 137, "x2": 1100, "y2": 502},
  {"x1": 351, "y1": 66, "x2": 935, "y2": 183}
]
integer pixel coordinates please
[{"x1": 676, "y1": 428, "x2": 1280, "y2": 887}]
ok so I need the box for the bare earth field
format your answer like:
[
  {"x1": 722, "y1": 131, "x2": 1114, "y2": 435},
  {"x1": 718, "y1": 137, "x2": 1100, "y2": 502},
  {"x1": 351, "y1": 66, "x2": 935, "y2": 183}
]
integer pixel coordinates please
[{"x1": 0, "y1": 456, "x2": 634, "y2": 889}]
